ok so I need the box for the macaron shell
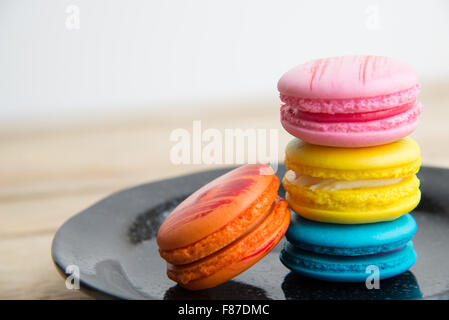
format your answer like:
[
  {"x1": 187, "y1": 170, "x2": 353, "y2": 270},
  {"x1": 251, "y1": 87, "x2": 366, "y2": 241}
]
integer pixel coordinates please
[
  {"x1": 280, "y1": 101, "x2": 423, "y2": 148},
  {"x1": 285, "y1": 213, "x2": 417, "y2": 256},
  {"x1": 286, "y1": 188, "x2": 420, "y2": 224},
  {"x1": 280, "y1": 241, "x2": 417, "y2": 282},
  {"x1": 157, "y1": 164, "x2": 275, "y2": 251},
  {"x1": 282, "y1": 118, "x2": 418, "y2": 148},
  {"x1": 278, "y1": 56, "x2": 418, "y2": 100},
  {"x1": 166, "y1": 197, "x2": 290, "y2": 290},
  {"x1": 284, "y1": 137, "x2": 421, "y2": 180},
  {"x1": 283, "y1": 173, "x2": 420, "y2": 218}
]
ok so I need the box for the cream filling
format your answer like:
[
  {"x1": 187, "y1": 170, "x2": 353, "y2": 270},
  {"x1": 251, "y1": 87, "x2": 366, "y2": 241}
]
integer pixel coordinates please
[{"x1": 285, "y1": 170, "x2": 403, "y2": 191}]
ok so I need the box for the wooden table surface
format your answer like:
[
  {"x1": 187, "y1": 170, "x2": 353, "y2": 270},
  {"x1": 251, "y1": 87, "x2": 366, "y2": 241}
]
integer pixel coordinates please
[{"x1": 2, "y1": 82, "x2": 449, "y2": 299}]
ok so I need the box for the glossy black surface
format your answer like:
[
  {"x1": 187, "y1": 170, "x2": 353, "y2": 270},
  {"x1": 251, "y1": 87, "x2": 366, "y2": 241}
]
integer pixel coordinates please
[{"x1": 52, "y1": 165, "x2": 449, "y2": 300}]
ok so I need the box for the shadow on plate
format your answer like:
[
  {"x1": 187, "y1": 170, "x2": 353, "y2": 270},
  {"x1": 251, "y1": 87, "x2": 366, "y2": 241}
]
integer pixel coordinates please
[
  {"x1": 164, "y1": 280, "x2": 270, "y2": 300},
  {"x1": 128, "y1": 196, "x2": 187, "y2": 244},
  {"x1": 282, "y1": 271, "x2": 422, "y2": 300}
]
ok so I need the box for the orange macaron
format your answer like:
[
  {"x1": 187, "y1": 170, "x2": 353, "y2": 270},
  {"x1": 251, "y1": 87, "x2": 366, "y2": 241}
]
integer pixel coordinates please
[{"x1": 157, "y1": 164, "x2": 290, "y2": 290}]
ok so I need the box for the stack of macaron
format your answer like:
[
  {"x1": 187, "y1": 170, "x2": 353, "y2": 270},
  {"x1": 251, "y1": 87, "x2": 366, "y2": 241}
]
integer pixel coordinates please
[{"x1": 277, "y1": 56, "x2": 423, "y2": 282}]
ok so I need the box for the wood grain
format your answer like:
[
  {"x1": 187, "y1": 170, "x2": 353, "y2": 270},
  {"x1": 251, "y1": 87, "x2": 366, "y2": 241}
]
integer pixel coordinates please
[{"x1": 1, "y1": 84, "x2": 448, "y2": 299}]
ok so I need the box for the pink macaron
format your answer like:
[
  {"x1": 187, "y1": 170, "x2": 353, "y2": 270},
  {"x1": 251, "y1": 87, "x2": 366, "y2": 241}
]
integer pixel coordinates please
[{"x1": 278, "y1": 56, "x2": 424, "y2": 147}]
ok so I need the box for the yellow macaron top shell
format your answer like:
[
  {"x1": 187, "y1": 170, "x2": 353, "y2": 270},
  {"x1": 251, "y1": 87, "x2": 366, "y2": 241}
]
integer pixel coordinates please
[{"x1": 285, "y1": 137, "x2": 421, "y2": 180}]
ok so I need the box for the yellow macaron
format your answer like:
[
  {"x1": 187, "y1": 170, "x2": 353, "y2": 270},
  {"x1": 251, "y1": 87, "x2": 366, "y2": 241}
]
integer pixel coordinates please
[{"x1": 283, "y1": 137, "x2": 421, "y2": 224}]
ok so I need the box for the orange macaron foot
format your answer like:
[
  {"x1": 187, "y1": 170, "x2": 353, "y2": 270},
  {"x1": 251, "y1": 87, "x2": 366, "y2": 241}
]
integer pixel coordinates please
[
  {"x1": 167, "y1": 196, "x2": 290, "y2": 290},
  {"x1": 156, "y1": 164, "x2": 291, "y2": 290}
]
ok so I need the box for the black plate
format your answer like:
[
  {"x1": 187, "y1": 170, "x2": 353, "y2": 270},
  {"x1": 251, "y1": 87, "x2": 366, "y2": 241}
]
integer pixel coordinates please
[{"x1": 52, "y1": 165, "x2": 449, "y2": 300}]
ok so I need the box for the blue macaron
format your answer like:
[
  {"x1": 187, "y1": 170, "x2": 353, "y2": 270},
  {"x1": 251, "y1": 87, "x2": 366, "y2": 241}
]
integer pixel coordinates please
[
  {"x1": 280, "y1": 213, "x2": 418, "y2": 282},
  {"x1": 280, "y1": 241, "x2": 417, "y2": 282},
  {"x1": 285, "y1": 213, "x2": 417, "y2": 256}
]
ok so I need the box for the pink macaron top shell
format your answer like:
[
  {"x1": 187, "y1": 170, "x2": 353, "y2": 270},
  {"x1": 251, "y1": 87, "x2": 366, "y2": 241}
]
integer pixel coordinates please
[{"x1": 278, "y1": 55, "x2": 419, "y2": 101}]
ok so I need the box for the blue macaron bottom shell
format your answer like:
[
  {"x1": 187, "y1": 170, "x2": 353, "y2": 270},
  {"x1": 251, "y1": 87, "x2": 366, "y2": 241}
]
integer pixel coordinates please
[{"x1": 280, "y1": 241, "x2": 417, "y2": 282}]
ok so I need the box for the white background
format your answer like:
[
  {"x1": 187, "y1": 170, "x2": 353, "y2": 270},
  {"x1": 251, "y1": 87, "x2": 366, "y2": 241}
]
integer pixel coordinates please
[{"x1": 1, "y1": 0, "x2": 449, "y2": 120}]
